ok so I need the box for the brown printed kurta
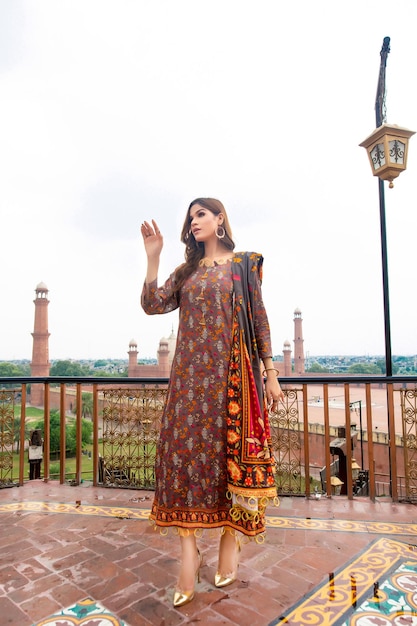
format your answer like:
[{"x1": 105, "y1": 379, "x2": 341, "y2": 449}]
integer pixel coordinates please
[{"x1": 141, "y1": 252, "x2": 273, "y2": 536}]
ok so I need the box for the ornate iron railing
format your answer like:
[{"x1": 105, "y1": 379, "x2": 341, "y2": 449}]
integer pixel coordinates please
[
  {"x1": 100, "y1": 386, "x2": 167, "y2": 488},
  {"x1": 1, "y1": 375, "x2": 416, "y2": 502},
  {"x1": 400, "y1": 388, "x2": 417, "y2": 500},
  {"x1": 0, "y1": 388, "x2": 15, "y2": 486}
]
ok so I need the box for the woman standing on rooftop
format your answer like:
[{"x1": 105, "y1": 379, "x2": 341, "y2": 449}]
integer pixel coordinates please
[{"x1": 141, "y1": 197, "x2": 283, "y2": 608}]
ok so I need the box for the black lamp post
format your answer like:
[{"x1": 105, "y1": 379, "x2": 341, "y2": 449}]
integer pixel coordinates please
[
  {"x1": 359, "y1": 38, "x2": 415, "y2": 498},
  {"x1": 376, "y1": 37, "x2": 392, "y2": 378},
  {"x1": 360, "y1": 37, "x2": 415, "y2": 376}
]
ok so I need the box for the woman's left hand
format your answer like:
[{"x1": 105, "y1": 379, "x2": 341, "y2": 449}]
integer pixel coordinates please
[{"x1": 265, "y1": 376, "x2": 285, "y2": 411}]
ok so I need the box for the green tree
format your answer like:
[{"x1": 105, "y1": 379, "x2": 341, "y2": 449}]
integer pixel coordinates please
[
  {"x1": 0, "y1": 362, "x2": 30, "y2": 377},
  {"x1": 67, "y1": 419, "x2": 93, "y2": 448},
  {"x1": 347, "y1": 363, "x2": 382, "y2": 374},
  {"x1": 34, "y1": 411, "x2": 93, "y2": 456},
  {"x1": 50, "y1": 361, "x2": 91, "y2": 377},
  {"x1": 66, "y1": 425, "x2": 77, "y2": 455},
  {"x1": 0, "y1": 362, "x2": 30, "y2": 388},
  {"x1": 13, "y1": 417, "x2": 30, "y2": 453},
  {"x1": 64, "y1": 419, "x2": 92, "y2": 454},
  {"x1": 34, "y1": 411, "x2": 61, "y2": 453},
  {"x1": 375, "y1": 359, "x2": 398, "y2": 375},
  {"x1": 92, "y1": 370, "x2": 118, "y2": 378},
  {"x1": 74, "y1": 392, "x2": 93, "y2": 419}
]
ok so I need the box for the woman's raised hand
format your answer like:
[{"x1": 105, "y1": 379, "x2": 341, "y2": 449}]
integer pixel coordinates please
[{"x1": 141, "y1": 220, "x2": 163, "y2": 257}]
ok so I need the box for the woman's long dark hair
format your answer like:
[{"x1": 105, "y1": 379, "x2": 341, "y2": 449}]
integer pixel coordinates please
[{"x1": 174, "y1": 198, "x2": 235, "y2": 292}]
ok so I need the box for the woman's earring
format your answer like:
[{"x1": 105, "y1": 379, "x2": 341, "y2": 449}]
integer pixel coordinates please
[{"x1": 216, "y1": 226, "x2": 226, "y2": 239}]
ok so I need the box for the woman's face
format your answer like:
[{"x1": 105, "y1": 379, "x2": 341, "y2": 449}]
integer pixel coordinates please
[{"x1": 189, "y1": 204, "x2": 222, "y2": 243}]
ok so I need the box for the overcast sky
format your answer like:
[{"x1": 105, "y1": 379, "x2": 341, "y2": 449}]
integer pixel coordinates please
[{"x1": 1, "y1": 1, "x2": 417, "y2": 362}]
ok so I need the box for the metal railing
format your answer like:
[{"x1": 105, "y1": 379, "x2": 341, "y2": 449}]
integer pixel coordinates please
[{"x1": 1, "y1": 374, "x2": 416, "y2": 502}]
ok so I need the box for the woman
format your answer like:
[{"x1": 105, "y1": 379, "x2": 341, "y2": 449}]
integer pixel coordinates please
[{"x1": 141, "y1": 198, "x2": 283, "y2": 608}]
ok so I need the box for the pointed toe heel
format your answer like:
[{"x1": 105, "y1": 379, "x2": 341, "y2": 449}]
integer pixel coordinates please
[
  {"x1": 214, "y1": 571, "x2": 237, "y2": 588},
  {"x1": 215, "y1": 529, "x2": 241, "y2": 588},
  {"x1": 173, "y1": 589, "x2": 195, "y2": 607},
  {"x1": 173, "y1": 549, "x2": 202, "y2": 608}
]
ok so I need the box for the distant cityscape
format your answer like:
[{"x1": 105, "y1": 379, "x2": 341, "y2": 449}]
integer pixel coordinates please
[
  {"x1": 303, "y1": 353, "x2": 417, "y2": 375},
  {"x1": 2, "y1": 353, "x2": 417, "y2": 377}
]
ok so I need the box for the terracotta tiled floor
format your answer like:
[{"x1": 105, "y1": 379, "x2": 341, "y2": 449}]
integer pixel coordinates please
[{"x1": 0, "y1": 481, "x2": 416, "y2": 625}]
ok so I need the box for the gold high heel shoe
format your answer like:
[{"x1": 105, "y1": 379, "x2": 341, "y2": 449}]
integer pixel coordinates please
[
  {"x1": 214, "y1": 530, "x2": 241, "y2": 588},
  {"x1": 173, "y1": 549, "x2": 202, "y2": 608}
]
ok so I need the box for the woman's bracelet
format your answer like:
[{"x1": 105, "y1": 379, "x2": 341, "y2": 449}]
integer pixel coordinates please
[{"x1": 262, "y1": 368, "x2": 280, "y2": 378}]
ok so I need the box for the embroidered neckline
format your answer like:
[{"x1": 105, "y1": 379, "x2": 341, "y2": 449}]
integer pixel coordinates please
[{"x1": 199, "y1": 257, "x2": 233, "y2": 267}]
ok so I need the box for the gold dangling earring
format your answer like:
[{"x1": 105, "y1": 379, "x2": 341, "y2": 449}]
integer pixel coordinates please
[{"x1": 216, "y1": 226, "x2": 226, "y2": 239}]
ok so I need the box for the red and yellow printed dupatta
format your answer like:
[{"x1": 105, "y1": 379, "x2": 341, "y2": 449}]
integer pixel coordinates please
[{"x1": 227, "y1": 252, "x2": 277, "y2": 529}]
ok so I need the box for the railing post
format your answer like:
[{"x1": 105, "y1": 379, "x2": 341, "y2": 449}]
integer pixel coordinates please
[
  {"x1": 365, "y1": 384, "x2": 376, "y2": 501},
  {"x1": 323, "y1": 384, "x2": 332, "y2": 497},
  {"x1": 75, "y1": 383, "x2": 82, "y2": 485},
  {"x1": 344, "y1": 384, "x2": 354, "y2": 499},
  {"x1": 60, "y1": 383, "x2": 66, "y2": 484},
  {"x1": 387, "y1": 383, "x2": 398, "y2": 501},
  {"x1": 19, "y1": 385, "x2": 27, "y2": 485},
  {"x1": 302, "y1": 385, "x2": 310, "y2": 497},
  {"x1": 43, "y1": 383, "x2": 50, "y2": 481},
  {"x1": 93, "y1": 383, "x2": 99, "y2": 487}
]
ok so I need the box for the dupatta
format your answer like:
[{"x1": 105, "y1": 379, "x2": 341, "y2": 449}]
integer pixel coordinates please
[{"x1": 226, "y1": 252, "x2": 277, "y2": 525}]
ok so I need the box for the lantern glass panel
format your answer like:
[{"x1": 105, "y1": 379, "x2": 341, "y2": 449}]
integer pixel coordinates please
[
  {"x1": 388, "y1": 139, "x2": 405, "y2": 164},
  {"x1": 370, "y1": 142, "x2": 385, "y2": 170}
]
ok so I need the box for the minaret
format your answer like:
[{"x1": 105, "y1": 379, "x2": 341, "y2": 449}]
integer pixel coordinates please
[
  {"x1": 293, "y1": 308, "x2": 305, "y2": 375},
  {"x1": 30, "y1": 282, "x2": 51, "y2": 406},
  {"x1": 157, "y1": 338, "x2": 170, "y2": 376},
  {"x1": 128, "y1": 339, "x2": 138, "y2": 376},
  {"x1": 283, "y1": 340, "x2": 292, "y2": 377}
]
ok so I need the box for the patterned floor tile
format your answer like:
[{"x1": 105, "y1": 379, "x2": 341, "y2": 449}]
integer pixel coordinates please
[
  {"x1": 1, "y1": 501, "x2": 416, "y2": 537},
  {"x1": 271, "y1": 538, "x2": 417, "y2": 625},
  {"x1": 32, "y1": 597, "x2": 128, "y2": 626}
]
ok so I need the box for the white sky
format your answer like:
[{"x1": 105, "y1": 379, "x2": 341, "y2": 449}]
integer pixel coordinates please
[{"x1": 1, "y1": 1, "x2": 417, "y2": 361}]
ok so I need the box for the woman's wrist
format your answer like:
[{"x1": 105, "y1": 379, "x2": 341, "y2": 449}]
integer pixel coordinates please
[{"x1": 262, "y1": 367, "x2": 279, "y2": 378}]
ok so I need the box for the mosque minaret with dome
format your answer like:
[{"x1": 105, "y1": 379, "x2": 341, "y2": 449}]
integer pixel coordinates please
[
  {"x1": 127, "y1": 312, "x2": 305, "y2": 378},
  {"x1": 27, "y1": 282, "x2": 306, "y2": 382},
  {"x1": 293, "y1": 307, "x2": 305, "y2": 375},
  {"x1": 30, "y1": 281, "x2": 51, "y2": 405},
  {"x1": 127, "y1": 327, "x2": 177, "y2": 377}
]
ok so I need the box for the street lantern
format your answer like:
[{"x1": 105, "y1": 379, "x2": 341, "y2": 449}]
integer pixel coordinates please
[
  {"x1": 360, "y1": 123, "x2": 415, "y2": 188},
  {"x1": 330, "y1": 475, "x2": 343, "y2": 496},
  {"x1": 351, "y1": 459, "x2": 361, "y2": 481}
]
